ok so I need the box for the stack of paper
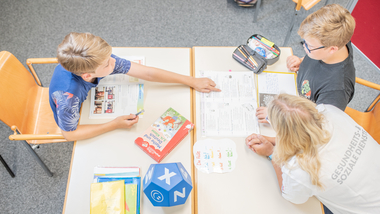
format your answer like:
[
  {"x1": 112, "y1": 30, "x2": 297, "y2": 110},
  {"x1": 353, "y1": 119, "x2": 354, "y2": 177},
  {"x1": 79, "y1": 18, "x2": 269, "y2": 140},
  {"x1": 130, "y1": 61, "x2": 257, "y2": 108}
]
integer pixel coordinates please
[{"x1": 91, "y1": 166, "x2": 141, "y2": 214}]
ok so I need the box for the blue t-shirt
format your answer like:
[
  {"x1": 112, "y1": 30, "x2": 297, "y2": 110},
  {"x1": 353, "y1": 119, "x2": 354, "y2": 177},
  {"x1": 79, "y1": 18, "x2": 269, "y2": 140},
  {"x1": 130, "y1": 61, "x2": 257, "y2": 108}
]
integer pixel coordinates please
[{"x1": 49, "y1": 54, "x2": 131, "y2": 131}]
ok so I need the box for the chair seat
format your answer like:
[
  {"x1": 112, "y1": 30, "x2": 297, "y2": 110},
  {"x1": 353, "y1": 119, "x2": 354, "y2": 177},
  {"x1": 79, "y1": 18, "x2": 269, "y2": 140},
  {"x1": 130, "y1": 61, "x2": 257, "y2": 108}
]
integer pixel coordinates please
[
  {"x1": 292, "y1": 0, "x2": 321, "y2": 10},
  {"x1": 22, "y1": 87, "x2": 67, "y2": 144}
]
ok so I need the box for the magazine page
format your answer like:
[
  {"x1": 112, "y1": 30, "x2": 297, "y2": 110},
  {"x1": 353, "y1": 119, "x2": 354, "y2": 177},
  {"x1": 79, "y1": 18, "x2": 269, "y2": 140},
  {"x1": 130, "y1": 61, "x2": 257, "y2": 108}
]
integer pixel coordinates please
[
  {"x1": 89, "y1": 56, "x2": 145, "y2": 119},
  {"x1": 199, "y1": 71, "x2": 259, "y2": 137}
]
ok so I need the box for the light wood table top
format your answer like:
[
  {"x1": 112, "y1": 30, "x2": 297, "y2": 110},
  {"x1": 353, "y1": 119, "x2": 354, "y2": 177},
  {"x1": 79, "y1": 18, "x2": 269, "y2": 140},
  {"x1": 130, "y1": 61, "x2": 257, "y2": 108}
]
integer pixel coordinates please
[
  {"x1": 63, "y1": 47, "x2": 195, "y2": 214},
  {"x1": 191, "y1": 46, "x2": 322, "y2": 214}
]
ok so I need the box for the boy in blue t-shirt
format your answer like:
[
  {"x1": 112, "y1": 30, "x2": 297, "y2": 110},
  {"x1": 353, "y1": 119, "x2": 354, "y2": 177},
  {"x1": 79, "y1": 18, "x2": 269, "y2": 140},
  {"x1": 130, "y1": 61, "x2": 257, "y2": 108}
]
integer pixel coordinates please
[{"x1": 49, "y1": 32, "x2": 220, "y2": 141}]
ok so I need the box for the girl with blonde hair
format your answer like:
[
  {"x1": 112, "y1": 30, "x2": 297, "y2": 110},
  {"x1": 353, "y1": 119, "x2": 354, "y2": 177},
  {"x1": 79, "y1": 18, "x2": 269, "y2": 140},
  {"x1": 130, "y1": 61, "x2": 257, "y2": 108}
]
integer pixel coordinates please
[{"x1": 246, "y1": 94, "x2": 380, "y2": 214}]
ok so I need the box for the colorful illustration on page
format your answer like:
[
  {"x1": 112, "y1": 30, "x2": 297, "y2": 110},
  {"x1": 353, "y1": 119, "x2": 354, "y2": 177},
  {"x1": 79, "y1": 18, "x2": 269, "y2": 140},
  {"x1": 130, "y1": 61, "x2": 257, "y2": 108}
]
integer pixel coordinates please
[{"x1": 193, "y1": 139, "x2": 238, "y2": 173}]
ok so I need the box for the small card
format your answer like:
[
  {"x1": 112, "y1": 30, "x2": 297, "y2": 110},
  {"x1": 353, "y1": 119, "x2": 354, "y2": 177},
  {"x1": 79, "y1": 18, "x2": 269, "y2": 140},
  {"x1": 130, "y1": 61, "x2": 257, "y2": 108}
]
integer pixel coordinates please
[{"x1": 193, "y1": 139, "x2": 238, "y2": 174}]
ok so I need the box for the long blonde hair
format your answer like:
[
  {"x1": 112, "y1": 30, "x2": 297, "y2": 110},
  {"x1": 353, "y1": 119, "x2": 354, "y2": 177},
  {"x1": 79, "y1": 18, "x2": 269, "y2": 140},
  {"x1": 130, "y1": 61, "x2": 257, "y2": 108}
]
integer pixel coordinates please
[
  {"x1": 268, "y1": 94, "x2": 331, "y2": 189},
  {"x1": 57, "y1": 32, "x2": 112, "y2": 75},
  {"x1": 298, "y1": 4, "x2": 355, "y2": 49}
]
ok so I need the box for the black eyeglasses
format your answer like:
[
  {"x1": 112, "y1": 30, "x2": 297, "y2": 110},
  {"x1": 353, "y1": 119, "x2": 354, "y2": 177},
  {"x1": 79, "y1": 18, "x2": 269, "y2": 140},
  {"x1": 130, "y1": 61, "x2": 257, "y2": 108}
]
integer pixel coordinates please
[{"x1": 301, "y1": 39, "x2": 325, "y2": 53}]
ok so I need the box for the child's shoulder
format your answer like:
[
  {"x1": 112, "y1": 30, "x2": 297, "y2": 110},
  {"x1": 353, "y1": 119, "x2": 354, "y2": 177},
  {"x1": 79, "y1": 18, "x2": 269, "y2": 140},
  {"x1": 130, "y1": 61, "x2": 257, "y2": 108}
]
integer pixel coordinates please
[
  {"x1": 52, "y1": 64, "x2": 73, "y2": 78},
  {"x1": 50, "y1": 64, "x2": 82, "y2": 91}
]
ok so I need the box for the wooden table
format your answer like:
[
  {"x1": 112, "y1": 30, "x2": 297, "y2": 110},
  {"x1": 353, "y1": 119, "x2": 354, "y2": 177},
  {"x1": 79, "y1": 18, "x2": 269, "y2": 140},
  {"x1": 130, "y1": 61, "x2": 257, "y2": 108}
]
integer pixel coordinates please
[
  {"x1": 191, "y1": 46, "x2": 323, "y2": 214},
  {"x1": 63, "y1": 46, "x2": 323, "y2": 214},
  {"x1": 63, "y1": 47, "x2": 195, "y2": 214}
]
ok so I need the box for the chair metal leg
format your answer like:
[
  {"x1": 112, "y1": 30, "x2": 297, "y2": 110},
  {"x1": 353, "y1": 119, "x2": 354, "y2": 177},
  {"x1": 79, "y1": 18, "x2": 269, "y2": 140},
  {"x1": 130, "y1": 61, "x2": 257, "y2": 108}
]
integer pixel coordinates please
[
  {"x1": 0, "y1": 154, "x2": 15, "y2": 178},
  {"x1": 346, "y1": 0, "x2": 356, "y2": 13},
  {"x1": 21, "y1": 140, "x2": 53, "y2": 177},
  {"x1": 253, "y1": 0, "x2": 262, "y2": 23},
  {"x1": 283, "y1": 8, "x2": 299, "y2": 46}
]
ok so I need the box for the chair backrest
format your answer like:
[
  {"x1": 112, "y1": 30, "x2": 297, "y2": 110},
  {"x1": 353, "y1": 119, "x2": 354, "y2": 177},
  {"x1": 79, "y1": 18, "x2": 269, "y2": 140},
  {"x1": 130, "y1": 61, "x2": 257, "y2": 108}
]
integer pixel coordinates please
[
  {"x1": 368, "y1": 99, "x2": 380, "y2": 143},
  {"x1": 345, "y1": 96, "x2": 380, "y2": 144},
  {"x1": 0, "y1": 51, "x2": 41, "y2": 132}
]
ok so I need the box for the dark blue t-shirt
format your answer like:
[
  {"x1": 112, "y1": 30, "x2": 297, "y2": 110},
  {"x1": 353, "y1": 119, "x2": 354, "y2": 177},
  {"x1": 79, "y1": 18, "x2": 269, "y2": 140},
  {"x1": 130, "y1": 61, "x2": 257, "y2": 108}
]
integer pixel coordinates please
[
  {"x1": 297, "y1": 42, "x2": 355, "y2": 111},
  {"x1": 49, "y1": 54, "x2": 131, "y2": 131}
]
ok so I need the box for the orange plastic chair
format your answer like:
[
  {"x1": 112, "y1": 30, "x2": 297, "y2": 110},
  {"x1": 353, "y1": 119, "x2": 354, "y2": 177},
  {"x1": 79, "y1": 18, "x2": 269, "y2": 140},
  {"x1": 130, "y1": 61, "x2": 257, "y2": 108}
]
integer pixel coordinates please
[
  {"x1": 345, "y1": 77, "x2": 380, "y2": 144},
  {"x1": 283, "y1": 0, "x2": 329, "y2": 46},
  {"x1": 0, "y1": 51, "x2": 66, "y2": 177}
]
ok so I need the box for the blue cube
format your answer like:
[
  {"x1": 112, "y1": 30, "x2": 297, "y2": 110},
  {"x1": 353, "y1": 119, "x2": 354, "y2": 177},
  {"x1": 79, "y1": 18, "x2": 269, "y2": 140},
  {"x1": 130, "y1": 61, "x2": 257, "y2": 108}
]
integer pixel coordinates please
[{"x1": 143, "y1": 162, "x2": 193, "y2": 207}]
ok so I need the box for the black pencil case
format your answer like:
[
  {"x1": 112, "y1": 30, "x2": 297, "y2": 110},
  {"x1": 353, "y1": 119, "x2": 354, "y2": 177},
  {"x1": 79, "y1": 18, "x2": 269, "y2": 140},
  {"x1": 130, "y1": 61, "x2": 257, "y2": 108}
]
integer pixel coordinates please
[
  {"x1": 247, "y1": 34, "x2": 281, "y2": 65},
  {"x1": 232, "y1": 44, "x2": 267, "y2": 74}
]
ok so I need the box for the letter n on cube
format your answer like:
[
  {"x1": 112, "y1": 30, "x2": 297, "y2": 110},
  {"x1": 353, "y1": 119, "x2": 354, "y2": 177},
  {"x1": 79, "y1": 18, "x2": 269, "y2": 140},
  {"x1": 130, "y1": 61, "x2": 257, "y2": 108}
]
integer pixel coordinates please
[{"x1": 143, "y1": 162, "x2": 193, "y2": 207}]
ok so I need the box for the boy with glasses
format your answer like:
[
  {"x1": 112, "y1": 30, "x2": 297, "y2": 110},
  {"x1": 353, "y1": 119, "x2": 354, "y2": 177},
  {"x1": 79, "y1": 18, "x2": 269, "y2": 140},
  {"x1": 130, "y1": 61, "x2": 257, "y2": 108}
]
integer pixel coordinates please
[
  {"x1": 256, "y1": 4, "x2": 356, "y2": 122},
  {"x1": 288, "y1": 4, "x2": 356, "y2": 110}
]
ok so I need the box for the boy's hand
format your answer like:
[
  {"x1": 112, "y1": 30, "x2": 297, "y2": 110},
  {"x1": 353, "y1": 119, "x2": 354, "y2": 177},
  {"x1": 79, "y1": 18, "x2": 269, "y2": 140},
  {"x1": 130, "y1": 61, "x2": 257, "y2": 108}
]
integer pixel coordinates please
[
  {"x1": 245, "y1": 134, "x2": 274, "y2": 156},
  {"x1": 286, "y1": 56, "x2": 302, "y2": 72},
  {"x1": 256, "y1": 107, "x2": 269, "y2": 124},
  {"x1": 192, "y1": 77, "x2": 221, "y2": 93},
  {"x1": 113, "y1": 114, "x2": 139, "y2": 129}
]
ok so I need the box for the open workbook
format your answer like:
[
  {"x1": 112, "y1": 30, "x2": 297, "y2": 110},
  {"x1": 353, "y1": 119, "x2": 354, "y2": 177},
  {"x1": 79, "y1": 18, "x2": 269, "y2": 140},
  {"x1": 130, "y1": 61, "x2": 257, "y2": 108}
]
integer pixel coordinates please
[
  {"x1": 89, "y1": 56, "x2": 145, "y2": 119},
  {"x1": 199, "y1": 70, "x2": 297, "y2": 137}
]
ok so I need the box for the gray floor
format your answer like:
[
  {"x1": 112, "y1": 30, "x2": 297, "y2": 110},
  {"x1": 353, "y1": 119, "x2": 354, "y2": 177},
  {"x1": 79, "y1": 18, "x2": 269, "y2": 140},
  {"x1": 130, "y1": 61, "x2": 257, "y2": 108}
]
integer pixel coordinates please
[{"x1": 1, "y1": 0, "x2": 379, "y2": 213}]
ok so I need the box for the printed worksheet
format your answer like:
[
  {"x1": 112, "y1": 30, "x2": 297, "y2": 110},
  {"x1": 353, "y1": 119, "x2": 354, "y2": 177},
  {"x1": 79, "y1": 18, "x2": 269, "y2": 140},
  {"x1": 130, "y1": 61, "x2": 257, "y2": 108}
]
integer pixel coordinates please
[
  {"x1": 257, "y1": 72, "x2": 297, "y2": 107},
  {"x1": 199, "y1": 71, "x2": 259, "y2": 137}
]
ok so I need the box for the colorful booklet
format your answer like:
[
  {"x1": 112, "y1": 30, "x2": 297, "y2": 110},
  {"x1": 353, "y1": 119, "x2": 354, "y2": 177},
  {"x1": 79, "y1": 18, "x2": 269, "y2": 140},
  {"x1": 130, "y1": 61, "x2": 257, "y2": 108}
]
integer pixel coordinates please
[
  {"x1": 90, "y1": 180, "x2": 125, "y2": 214},
  {"x1": 96, "y1": 177, "x2": 141, "y2": 214},
  {"x1": 125, "y1": 184, "x2": 137, "y2": 214},
  {"x1": 93, "y1": 166, "x2": 141, "y2": 214},
  {"x1": 93, "y1": 166, "x2": 140, "y2": 178},
  {"x1": 135, "y1": 107, "x2": 194, "y2": 163}
]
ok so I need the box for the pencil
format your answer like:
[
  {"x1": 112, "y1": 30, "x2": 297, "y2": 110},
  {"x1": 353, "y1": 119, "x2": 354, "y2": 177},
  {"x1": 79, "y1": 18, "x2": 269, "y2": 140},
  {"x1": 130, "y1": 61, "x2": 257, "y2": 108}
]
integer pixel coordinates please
[
  {"x1": 233, "y1": 53, "x2": 255, "y2": 69},
  {"x1": 239, "y1": 46, "x2": 255, "y2": 66},
  {"x1": 240, "y1": 46, "x2": 259, "y2": 67},
  {"x1": 237, "y1": 48, "x2": 256, "y2": 68}
]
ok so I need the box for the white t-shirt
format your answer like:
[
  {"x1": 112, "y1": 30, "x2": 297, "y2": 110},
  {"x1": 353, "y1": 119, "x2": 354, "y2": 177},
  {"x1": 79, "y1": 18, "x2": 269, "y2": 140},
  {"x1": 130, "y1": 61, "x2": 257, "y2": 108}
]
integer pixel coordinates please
[{"x1": 281, "y1": 104, "x2": 380, "y2": 214}]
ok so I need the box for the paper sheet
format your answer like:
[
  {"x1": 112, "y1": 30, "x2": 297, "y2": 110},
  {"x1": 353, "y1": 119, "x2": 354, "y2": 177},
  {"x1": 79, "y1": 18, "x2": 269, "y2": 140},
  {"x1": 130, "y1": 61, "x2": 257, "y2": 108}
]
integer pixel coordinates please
[
  {"x1": 193, "y1": 139, "x2": 238, "y2": 174},
  {"x1": 257, "y1": 72, "x2": 297, "y2": 107},
  {"x1": 199, "y1": 71, "x2": 259, "y2": 137}
]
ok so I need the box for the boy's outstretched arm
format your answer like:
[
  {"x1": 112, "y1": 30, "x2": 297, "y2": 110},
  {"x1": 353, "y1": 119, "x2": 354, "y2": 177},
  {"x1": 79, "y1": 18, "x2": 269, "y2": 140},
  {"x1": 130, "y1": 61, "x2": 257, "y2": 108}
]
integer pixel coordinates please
[
  {"x1": 61, "y1": 114, "x2": 138, "y2": 141},
  {"x1": 127, "y1": 62, "x2": 221, "y2": 93}
]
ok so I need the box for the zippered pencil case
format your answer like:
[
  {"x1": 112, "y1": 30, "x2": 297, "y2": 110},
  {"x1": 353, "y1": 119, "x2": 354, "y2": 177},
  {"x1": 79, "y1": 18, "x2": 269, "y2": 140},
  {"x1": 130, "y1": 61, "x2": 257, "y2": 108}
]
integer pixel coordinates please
[{"x1": 232, "y1": 34, "x2": 281, "y2": 74}]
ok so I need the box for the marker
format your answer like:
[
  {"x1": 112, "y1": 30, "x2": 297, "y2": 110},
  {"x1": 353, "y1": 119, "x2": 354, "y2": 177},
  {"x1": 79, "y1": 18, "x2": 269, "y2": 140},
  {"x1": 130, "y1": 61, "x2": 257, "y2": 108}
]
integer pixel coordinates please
[
  {"x1": 128, "y1": 109, "x2": 145, "y2": 120},
  {"x1": 252, "y1": 37, "x2": 279, "y2": 55},
  {"x1": 135, "y1": 109, "x2": 145, "y2": 116}
]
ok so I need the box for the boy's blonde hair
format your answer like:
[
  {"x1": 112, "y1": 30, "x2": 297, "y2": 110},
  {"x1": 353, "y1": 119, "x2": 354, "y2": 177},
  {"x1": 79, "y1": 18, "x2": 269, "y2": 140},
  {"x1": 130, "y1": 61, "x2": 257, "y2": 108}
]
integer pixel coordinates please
[
  {"x1": 57, "y1": 32, "x2": 112, "y2": 76},
  {"x1": 298, "y1": 4, "x2": 356, "y2": 48},
  {"x1": 268, "y1": 94, "x2": 331, "y2": 189}
]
